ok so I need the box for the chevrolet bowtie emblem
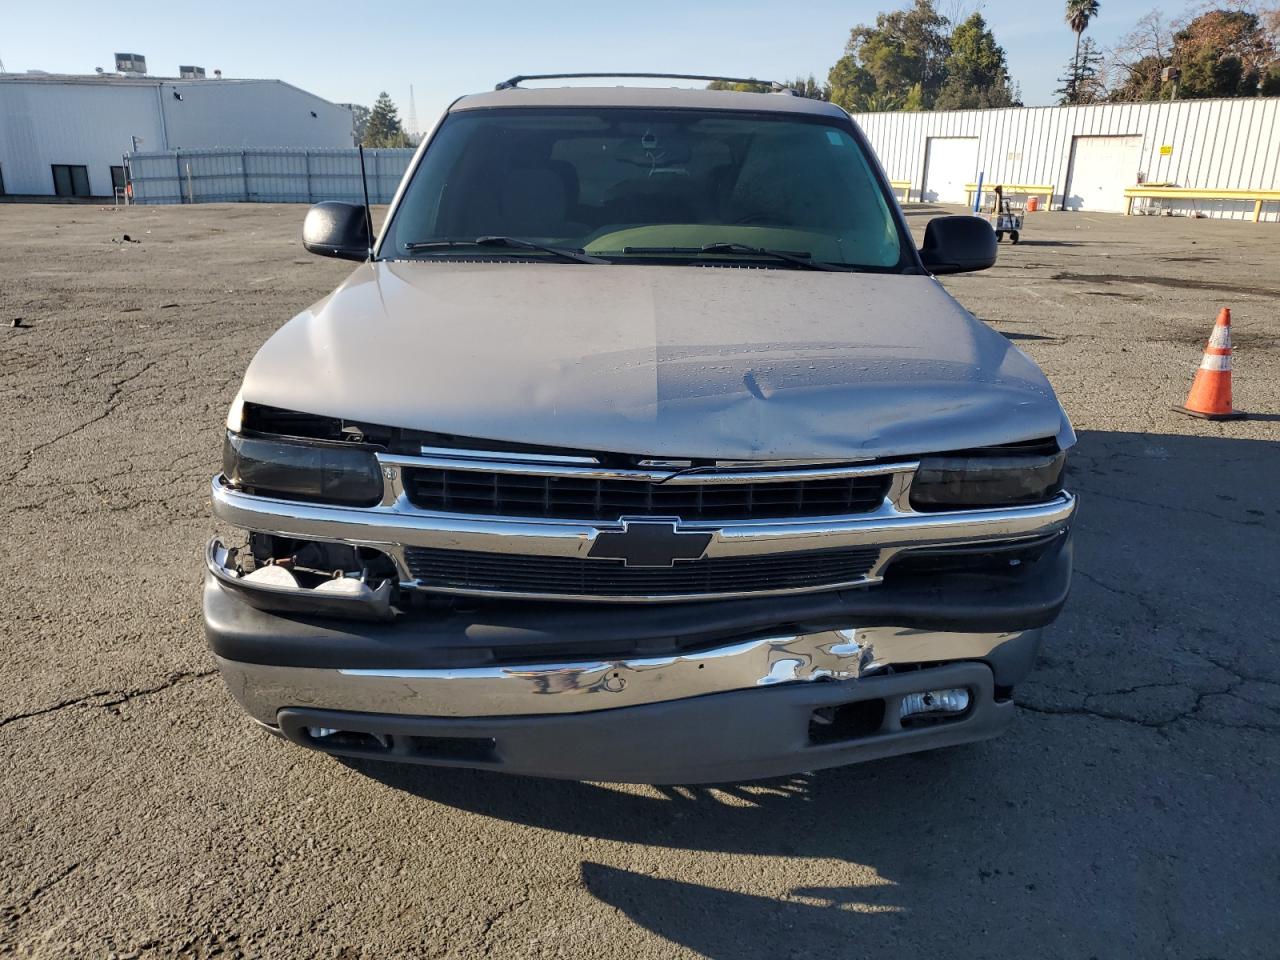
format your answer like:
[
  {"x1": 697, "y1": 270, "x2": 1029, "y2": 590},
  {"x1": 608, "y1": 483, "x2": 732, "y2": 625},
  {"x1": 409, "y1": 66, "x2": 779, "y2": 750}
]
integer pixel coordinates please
[{"x1": 588, "y1": 520, "x2": 714, "y2": 568}]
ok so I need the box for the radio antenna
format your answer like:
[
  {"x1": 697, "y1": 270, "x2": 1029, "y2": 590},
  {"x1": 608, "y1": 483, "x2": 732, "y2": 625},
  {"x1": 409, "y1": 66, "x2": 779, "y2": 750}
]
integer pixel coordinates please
[{"x1": 358, "y1": 144, "x2": 374, "y2": 261}]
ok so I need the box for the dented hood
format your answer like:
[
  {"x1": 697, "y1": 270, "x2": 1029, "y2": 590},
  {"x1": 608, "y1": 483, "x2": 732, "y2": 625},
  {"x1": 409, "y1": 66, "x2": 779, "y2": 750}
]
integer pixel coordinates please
[{"x1": 241, "y1": 261, "x2": 1071, "y2": 460}]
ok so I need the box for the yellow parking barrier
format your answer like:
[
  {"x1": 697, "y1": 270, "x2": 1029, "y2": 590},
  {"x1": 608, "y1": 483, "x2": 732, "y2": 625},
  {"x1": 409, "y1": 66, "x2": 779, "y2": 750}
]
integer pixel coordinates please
[
  {"x1": 889, "y1": 180, "x2": 911, "y2": 202},
  {"x1": 1123, "y1": 186, "x2": 1280, "y2": 223},
  {"x1": 964, "y1": 183, "x2": 1055, "y2": 210}
]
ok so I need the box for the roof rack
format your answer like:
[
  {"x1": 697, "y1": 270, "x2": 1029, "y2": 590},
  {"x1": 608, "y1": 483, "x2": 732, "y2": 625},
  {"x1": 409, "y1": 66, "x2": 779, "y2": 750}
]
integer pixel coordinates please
[{"x1": 494, "y1": 73, "x2": 786, "y2": 92}]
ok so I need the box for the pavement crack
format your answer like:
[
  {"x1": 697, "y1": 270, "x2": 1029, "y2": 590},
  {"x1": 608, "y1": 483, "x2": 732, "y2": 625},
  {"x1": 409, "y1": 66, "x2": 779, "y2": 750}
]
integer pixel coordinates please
[
  {"x1": 1073, "y1": 486, "x2": 1275, "y2": 532},
  {"x1": 3, "y1": 862, "x2": 80, "y2": 936},
  {"x1": 0, "y1": 358, "x2": 161, "y2": 486},
  {"x1": 0, "y1": 670, "x2": 217, "y2": 730},
  {"x1": 1021, "y1": 679, "x2": 1280, "y2": 735}
]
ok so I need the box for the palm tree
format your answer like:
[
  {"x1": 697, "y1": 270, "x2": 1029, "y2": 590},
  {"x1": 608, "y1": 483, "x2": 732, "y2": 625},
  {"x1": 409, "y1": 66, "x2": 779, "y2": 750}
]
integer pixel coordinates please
[{"x1": 1065, "y1": 0, "x2": 1101, "y2": 103}]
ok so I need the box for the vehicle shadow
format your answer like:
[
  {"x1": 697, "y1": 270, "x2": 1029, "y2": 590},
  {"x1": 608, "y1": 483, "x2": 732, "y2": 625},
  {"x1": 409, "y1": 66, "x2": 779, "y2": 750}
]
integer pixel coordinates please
[{"x1": 346, "y1": 429, "x2": 1280, "y2": 957}]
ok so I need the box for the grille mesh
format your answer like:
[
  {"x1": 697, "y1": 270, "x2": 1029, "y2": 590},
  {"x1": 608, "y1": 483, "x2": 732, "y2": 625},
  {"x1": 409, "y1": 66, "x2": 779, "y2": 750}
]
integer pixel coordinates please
[
  {"x1": 403, "y1": 546, "x2": 882, "y2": 598},
  {"x1": 402, "y1": 468, "x2": 890, "y2": 521}
]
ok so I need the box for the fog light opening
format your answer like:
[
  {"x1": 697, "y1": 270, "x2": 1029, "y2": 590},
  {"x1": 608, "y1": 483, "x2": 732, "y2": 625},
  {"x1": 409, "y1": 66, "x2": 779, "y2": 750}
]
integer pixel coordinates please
[{"x1": 899, "y1": 688, "x2": 971, "y2": 727}]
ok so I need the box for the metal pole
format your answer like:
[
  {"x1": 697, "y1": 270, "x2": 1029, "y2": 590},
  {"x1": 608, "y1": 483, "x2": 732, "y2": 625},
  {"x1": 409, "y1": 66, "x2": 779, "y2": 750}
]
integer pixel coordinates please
[
  {"x1": 185, "y1": 162, "x2": 194, "y2": 204},
  {"x1": 358, "y1": 145, "x2": 374, "y2": 259},
  {"x1": 973, "y1": 172, "x2": 984, "y2": 213}
]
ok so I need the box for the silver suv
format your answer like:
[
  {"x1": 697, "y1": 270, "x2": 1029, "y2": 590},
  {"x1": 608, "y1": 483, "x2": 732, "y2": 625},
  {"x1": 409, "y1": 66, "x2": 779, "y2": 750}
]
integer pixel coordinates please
[{"x1": 205, "y1": 76, "x2": 1076, "y2": 783}]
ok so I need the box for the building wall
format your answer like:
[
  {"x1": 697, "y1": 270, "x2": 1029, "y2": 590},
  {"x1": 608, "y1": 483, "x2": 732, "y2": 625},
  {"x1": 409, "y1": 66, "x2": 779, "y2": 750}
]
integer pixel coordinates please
[
  {"x1": 157, "y1": 81, "x2": 353, "y2": 150},
  {"x1": 0, "y1": 82, "x2": 164, "y2": 196},
  {"x1": 852, "y1": 98, "x2": 1280, "y2": 222},
  {"x1": 0, "y1": 78, "x2": 354, "y2": 197}
]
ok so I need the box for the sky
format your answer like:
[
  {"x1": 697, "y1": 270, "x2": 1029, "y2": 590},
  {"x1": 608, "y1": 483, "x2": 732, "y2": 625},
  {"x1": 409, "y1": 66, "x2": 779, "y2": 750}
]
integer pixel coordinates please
[{"x1": 4, "y1": 0, "x2": 1171, "y2": 122}]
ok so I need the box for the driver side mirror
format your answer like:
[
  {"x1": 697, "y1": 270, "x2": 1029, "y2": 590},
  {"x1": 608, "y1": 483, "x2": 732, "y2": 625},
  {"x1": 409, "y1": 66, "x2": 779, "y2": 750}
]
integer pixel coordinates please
[
  {"x1": 919, "y1": 216, "x2": 997, "y2": 274},
  {"x1": 302, "y1": 201, "x2": 371, "y2": 261}
]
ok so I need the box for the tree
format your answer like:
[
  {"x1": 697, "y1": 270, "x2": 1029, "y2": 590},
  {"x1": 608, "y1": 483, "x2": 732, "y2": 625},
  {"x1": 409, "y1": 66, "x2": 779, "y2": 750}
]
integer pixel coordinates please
[
  {"x1": 1107, "y1": 10, "x2": 1174, "y2": 101},
  {"x1": 1056, "y1": 37, "x2": 1106, "y2": 103},
  {"x1": 1172, "y1": 9, "x2": 1274, "y2": 98},
  {"x1": 345, "y1": 104, "x2": 371, "y2": 144},
  {"x1": 827, "y1": 55, "x2": 880, "y2": 110},
  {"x1": 833, "y1": 0, "x2": 953, "y2": 111},
  {"x1": 706, "y1": 78, "x2": 770, "y2": 92},
  {"x1": 362, "y1": 92, "x2": 411, "y2": 148},
  {"x1": 706, "y1": 76, "x2": 830, "y2": 99},
  {"x1": 934, "y1": 12, "x2": 1021, "y2": 108},
  {"x1": 1107, "y1": 6, "x2": 1279, "y2": 102},
  {"x1": 1265, "y1": 6, "x2": 1280, "y2": 93},
  {"x1": 782, "y1": 75, "x2": 832, "y2": 100},
  {"x1": 1064, "y1": 0, "x2": 1102, "y2": 103},
  {"x1": 827, "y1": 1, "x2": 1026, "y2": 112}
]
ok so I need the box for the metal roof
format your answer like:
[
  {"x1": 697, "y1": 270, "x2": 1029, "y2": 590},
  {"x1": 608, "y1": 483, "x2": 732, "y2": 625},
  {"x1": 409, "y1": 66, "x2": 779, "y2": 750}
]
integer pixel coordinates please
[
  {"x1": 0, "y1": 72, "x2": 271, "y2": 87},
  {"x1": 451, "y1": 85, "x2": 847, "y2": 118}
]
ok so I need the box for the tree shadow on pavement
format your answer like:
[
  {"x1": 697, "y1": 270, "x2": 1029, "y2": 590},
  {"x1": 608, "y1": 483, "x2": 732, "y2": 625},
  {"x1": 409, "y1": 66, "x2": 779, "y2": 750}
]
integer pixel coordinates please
[{"x1": 347, "y1": 429, "x2": 1280, "y2": 958}]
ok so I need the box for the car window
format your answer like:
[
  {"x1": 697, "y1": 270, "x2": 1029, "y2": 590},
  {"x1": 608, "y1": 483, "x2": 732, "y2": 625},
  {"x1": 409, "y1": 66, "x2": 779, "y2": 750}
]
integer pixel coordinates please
[{"x1": 383, "y1": 108, "x2": 907, "y2": 270}]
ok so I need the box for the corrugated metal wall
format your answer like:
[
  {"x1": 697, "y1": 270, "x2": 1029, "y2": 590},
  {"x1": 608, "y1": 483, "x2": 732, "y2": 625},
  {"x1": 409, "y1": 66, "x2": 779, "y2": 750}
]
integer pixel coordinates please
[
  {"x1": 126, "y1": 148, "x2": 416, "y2": 204},
  {"x1": 852, "y1": 98, "x2": 1280, "y2": 222},
  {"x1": 0, "y1": 77, "x2": 354, "y2": 198},
  {"x1": 0, "y1": 82, "x2": 163, "y2": 196}
]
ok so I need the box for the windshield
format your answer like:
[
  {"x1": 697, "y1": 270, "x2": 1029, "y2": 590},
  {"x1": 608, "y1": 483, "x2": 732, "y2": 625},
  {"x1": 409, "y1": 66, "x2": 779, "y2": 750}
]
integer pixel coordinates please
[{"x1": 382, "y1": 107, "x2": 909, "y2": 270}]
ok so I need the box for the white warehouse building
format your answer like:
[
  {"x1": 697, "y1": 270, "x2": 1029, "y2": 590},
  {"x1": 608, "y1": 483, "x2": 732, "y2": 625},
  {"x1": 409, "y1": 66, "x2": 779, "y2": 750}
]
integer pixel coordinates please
[
  {"x1": 0, "y1": 64, "x2": 355, "y2": 199},
  {"x1": 851, "y1": 97, "x2": 1280, "y2": 222}
]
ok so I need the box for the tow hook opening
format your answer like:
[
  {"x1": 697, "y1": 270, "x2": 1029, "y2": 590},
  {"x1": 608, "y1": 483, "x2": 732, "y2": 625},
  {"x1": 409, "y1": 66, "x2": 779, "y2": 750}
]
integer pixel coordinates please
[
  {"x1": 809, "y1": 699, "x2": 887, "y2": 744},
  {"x1": 303, "y1": 726, "x2": 497, "y2": 763}
]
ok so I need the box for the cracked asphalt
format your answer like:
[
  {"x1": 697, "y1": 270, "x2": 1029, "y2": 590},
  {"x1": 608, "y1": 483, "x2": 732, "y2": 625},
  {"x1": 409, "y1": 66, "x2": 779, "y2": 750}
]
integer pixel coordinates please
[{"x1": 1, "y1": 202, "x2": 1277, "y2": 959}]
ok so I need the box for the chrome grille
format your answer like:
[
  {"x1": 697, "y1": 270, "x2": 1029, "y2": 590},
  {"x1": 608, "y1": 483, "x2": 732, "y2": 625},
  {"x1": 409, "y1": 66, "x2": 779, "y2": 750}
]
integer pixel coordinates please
[
  {"x1": 403, "y1": 546, "x2": 882, "y2": 599},
  {"x1": 401, "y1": 468, "x2": 891, "y2": 521}
]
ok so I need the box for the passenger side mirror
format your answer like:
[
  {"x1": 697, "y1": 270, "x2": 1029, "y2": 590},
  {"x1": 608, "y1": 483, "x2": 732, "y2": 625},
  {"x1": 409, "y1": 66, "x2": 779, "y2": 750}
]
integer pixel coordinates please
[
  {"x1": 919, "y1": 216, "x2": 997, "y2": 274},
  {"x1": 302, "y1": 201, "x2": 371, "y2": 261}
]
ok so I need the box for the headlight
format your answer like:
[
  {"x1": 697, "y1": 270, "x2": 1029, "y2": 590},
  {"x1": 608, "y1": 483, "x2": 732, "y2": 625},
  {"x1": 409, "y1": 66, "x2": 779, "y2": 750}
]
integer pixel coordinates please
[
  {"x1": 223, "y1": 432, "x2": 383, "y2": 506},
  {"x1": 909, "y1": 452, "x2": 1065, "y2": 510}
]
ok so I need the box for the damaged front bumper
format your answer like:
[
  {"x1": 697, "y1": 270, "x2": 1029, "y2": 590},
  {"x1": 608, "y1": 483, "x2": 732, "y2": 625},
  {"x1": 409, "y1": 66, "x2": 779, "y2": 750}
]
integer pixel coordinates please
[
  {"x1": 203, "y1": 542, "x2": 1063, "y2": 782},
  {"x1": 269, "y1": 661, "x2": 1013, "y2": 784}
]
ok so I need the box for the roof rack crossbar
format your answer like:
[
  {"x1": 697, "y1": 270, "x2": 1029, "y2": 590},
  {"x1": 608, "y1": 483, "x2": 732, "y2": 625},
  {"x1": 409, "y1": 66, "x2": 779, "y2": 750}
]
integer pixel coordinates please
[{"x1": 495, "y1": 73, "x2": 785, "y2": 92}]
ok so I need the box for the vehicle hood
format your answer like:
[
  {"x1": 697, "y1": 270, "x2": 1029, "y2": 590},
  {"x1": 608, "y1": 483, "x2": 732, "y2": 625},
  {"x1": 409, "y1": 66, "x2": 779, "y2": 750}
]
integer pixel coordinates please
[{"x1": 241, "y1": 261, "x2": 1072, "y2": 461}]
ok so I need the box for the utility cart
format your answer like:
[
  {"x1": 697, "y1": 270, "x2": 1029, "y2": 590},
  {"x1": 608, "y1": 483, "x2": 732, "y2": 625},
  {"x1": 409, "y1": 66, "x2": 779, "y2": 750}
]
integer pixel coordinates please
[{"x1": 987, "y1": 189, "x2": 1023, "y2": 243}]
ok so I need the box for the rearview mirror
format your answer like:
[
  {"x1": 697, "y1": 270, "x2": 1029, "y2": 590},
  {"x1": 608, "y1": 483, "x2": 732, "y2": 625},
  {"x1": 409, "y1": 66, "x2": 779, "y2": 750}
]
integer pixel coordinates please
[
  {"x1": 919, "y1": 216, "x2": 997, "y2": 274},
  {"x1": 302, "y1": 201, "x2": 370, "y2": 261}
]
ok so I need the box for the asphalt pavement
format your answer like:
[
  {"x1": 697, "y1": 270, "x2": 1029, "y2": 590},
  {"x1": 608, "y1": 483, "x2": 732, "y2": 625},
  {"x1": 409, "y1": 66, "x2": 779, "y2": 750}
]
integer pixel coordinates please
[{"x1": 1, "y1": 201, "x2": 1277, "y2": 959}]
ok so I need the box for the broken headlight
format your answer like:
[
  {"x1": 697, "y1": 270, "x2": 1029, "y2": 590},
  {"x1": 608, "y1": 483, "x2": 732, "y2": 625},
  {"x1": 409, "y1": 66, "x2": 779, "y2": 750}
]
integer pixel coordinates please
[
  {"x1": 222, "y1": 432, "x2": 382, "y2": 506},
  {"x1": 909, "y1": 452, "x2": 1065, "y2": 511}
]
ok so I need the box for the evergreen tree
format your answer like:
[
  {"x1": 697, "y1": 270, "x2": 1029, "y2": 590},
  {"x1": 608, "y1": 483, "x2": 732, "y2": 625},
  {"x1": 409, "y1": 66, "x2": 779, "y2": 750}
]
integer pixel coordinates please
[
  {"x1": 934, "y1": 12, "x2": 1021, "y2": 108},
  {"x1": 362, "y1": 92, "x2": 411, "y2": 148},
  {"x1": 1057, "y1": 37, "x2": 1105, "y2": 104},
  {"x1": 1064, "y1": 0, "x2": 1102, "y2": 103}
]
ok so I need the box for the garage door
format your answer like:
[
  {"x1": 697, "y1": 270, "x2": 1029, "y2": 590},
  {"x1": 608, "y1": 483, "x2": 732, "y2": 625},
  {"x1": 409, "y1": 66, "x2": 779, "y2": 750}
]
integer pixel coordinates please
[
  {"x1": 922, "y1": 137, "x2": 979, "y2": 204},
  {"x1": 1065, "y1": 136, "x2": 1143, "y2": 212}
]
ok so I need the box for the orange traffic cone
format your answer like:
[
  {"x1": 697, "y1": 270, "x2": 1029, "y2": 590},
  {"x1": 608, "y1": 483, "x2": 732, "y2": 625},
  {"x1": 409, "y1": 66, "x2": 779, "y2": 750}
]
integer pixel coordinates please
[{"x1": 1175, "y1": 308, "x2": 1246, "y2": 420}]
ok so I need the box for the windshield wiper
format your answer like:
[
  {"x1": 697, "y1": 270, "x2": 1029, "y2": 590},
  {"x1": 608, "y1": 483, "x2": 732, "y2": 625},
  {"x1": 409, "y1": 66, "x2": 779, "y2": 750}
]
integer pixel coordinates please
[
  {"x1": 403, "y1": 236, "x2": 607, "y2": 265},
  {"x1": 622, "y1": 242, "x2": 848, "y2": 271}
]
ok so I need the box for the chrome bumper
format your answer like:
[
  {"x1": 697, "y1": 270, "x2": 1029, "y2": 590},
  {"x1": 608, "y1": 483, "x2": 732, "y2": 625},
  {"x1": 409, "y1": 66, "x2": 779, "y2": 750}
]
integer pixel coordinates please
[
  {"x1": 210, "y1": 471, "x2": 1076, "y2": 603},
  {"x1": 214, "y1": 624, "x2": 1039, "y2": 725}
]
